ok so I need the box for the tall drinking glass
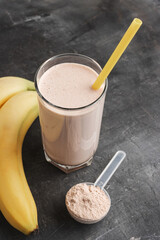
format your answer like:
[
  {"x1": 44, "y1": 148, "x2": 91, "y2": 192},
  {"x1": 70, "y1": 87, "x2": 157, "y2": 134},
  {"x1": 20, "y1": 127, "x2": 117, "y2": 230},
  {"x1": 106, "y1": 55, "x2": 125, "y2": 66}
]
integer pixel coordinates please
[{"x1": 35, "y1": 53, "x2": 108, "y2": 173}]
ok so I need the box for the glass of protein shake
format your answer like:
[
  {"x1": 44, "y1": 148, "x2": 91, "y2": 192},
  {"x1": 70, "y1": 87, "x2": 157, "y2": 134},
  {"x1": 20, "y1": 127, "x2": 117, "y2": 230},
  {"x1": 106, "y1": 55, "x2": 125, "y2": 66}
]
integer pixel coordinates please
[{"x1": 35, "y1": 53, "x2": 108, "y2": 173}]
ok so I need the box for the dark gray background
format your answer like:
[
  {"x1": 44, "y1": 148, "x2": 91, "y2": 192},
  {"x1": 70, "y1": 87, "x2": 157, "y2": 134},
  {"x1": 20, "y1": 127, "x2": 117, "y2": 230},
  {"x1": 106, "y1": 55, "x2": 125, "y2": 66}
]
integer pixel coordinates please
[{"x1": 0, "y1": 0, "x2": 160, "y2": 239}]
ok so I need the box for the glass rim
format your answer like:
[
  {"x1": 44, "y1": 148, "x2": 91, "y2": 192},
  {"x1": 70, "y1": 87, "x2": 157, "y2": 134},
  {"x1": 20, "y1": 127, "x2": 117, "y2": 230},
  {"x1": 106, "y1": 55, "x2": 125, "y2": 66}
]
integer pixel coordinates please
[{"x1": 34, "y1": 53, "x2": 108, "y2": 111}]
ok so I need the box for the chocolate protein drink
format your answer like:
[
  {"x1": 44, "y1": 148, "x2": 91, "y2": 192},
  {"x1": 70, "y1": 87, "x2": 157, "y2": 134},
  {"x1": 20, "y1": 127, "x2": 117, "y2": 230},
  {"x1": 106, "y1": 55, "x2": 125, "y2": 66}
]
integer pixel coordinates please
[{"x1": 38, "y1": 62, "x2": 106, "y2": 168}]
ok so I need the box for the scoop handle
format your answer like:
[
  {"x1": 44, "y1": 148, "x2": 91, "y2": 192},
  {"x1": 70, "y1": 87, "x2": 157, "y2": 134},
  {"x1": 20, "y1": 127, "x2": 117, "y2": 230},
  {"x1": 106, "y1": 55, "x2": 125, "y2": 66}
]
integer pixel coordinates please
[{"x1": 94, "y1": 151, "x2": 126, "y2": 189}]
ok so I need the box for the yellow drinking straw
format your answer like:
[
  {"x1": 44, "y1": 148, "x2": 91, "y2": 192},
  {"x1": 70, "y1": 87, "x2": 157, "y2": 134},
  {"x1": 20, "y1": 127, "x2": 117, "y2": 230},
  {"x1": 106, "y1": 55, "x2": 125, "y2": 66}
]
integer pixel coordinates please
[{"x1": 92, "y1": 18, "x2": 142, "y2": 90}]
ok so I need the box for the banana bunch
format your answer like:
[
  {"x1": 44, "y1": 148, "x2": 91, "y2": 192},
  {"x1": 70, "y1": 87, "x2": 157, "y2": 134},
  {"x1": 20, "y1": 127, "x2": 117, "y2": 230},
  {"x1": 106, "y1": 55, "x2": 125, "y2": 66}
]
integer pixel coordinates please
[{"x1": 0, "y1": 76, "x2": 39, "y2": 234}]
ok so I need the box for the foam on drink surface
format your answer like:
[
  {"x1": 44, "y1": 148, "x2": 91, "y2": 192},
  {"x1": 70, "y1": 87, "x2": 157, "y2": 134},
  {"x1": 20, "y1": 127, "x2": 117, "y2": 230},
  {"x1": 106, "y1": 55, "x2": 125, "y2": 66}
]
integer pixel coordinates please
[{"x1": 39, "y1": 63, "x2": 104, "y2": 108}]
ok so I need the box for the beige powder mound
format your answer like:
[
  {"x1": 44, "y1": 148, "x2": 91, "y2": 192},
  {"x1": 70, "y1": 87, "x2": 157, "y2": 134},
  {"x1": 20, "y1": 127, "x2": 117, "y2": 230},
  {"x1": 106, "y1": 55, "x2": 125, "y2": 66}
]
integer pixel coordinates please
[{"x1": 65, "y1": 183, "x2": 111, "y2": 221}]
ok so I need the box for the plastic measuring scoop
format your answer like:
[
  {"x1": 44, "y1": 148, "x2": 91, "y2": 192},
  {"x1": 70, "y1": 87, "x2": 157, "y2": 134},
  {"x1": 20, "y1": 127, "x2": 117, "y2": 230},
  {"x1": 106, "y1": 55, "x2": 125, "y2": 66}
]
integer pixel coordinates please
[
  {"x1": 92, "y1": 18, "x2": 142, "y2": 90},
  {"x1": 65, "y1": 150, "x2": 126, "y2": 224}
]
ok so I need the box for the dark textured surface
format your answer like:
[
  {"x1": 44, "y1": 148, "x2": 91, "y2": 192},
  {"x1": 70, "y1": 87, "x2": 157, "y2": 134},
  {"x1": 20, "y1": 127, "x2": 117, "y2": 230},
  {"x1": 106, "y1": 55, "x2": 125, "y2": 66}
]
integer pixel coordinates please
[{"x1": 0, "y1": 0, "x2": 160, "y2": 239}]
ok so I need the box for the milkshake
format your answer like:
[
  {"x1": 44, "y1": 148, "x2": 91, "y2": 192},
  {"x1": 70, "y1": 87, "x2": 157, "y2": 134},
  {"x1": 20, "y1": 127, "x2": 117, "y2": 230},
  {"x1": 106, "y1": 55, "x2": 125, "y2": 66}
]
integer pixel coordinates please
[{"x1": 35, "y1": 53, "x2": 107, "y2": 173}]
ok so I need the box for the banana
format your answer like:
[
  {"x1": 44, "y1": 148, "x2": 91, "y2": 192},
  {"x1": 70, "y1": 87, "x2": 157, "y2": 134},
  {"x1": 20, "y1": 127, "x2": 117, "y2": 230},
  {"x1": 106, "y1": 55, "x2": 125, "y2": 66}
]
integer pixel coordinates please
[
  {"x1": 0, "y1": 91, "x2": 39, "y2": 235},
  {"x1": 0, "y1": 76, "x2": 35, "y2": 107}
]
